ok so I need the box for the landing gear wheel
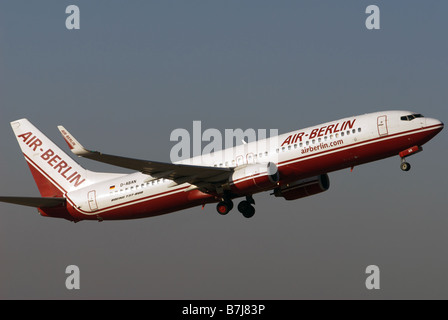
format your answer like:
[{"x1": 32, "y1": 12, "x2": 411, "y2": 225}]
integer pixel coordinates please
[
  {"x1": 237, "y1": 200, "x2": 255, "y2": 218},
  {"x1": 400, "y1": 162, "x2": 411, "y2": 172},
  {"x1": 216, "y1": 201, "x2": 233, "y2": 215}
]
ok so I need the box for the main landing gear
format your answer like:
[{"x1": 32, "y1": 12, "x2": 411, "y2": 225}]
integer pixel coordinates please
[
  {"x1": 216, "y1": 195, "x2": 256, "y2": 218},
  {"x1": 216, "y1": 200, "x2": 233, "y2": 215}
]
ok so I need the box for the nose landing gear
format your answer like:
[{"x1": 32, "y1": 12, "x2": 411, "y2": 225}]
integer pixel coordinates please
[
  {"x1": 400, "y1": 159, "x2": 411, "y2": 172},
  {"x1": 399, "y1": 145, "x2": 422, "y2": 172}
]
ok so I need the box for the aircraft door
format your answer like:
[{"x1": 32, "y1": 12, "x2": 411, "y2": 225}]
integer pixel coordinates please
[
  {"x1": 88, "y1": 190, "x2": 98, "y2": 211},
  {"x1": 377, "y1": 115, "x2": 388, "y2": 136}
]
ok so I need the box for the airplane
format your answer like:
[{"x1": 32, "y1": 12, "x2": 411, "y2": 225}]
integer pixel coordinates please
[{"x1": 0, "y1": 110, "x2": 443, "y2": 222}]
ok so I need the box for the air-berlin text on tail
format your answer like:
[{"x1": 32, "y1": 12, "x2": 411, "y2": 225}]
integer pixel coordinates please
[
  {"x1": 281, "y1": 119, "x2": 356, "y2": 146},
  {"x1": 17, "y1": 132, "x2": 85, "y2": 188}
]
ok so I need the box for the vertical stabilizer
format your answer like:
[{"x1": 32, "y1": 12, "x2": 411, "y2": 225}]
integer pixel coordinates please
[{"x1": 10, "y1": 119, "x2": 120, "y2": 197}]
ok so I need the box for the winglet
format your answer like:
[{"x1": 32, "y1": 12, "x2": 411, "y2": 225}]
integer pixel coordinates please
[{"x1": 57, "y1": 126, "x2": 91, "y2": 156}]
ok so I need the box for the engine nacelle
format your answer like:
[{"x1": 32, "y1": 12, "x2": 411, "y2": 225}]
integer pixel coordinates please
[
  {"x1": 274, "y1": 174, "x2": 330, "y2": 201},
  {"x1": 228, "y1": 162, "x2": 279, "y2": 194}
]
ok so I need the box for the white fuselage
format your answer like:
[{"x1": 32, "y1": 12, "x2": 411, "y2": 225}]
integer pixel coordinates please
[{"x1": 61, "y1": 110, "x2": 443, "y2": 221}]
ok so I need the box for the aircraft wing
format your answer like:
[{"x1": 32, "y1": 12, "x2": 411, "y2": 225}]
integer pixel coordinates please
[
  {"x1": 0, "y1": 196, "x2": 66, "y2": 208},
  {"x1": 57, "y1": 126, "x2": 233, "y2": 189}
]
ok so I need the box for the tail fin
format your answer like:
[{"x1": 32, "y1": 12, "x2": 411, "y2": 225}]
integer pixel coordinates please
[{"x1": 11, "y1": 119, "x2": 119, "y2": 197}]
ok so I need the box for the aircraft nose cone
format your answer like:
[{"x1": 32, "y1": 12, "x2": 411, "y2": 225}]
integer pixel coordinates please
[{"x1": 426, "y1": 118, "x2": 444, "y2": 129}]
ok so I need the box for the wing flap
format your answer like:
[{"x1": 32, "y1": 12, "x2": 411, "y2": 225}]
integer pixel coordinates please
[{"x1": 0, "y1": 196, "x2": 66, "y2": 208}]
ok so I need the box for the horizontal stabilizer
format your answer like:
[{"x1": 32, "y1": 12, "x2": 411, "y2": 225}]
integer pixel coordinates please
[{"x1": 0, "y1": 196, "x2": 66, "y2": 208}]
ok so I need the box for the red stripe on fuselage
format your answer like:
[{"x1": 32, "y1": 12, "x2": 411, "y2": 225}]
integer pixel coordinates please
[
  {"x1": 277, "y1": 125, "x2": 443, "y2": 182},
  {"x1": 23, "y1": 125, "x2": 442, "y2": 221},
  {"x1": 67, "y1": 188, "x2": 215, "y2": 221},
  {"x1": 279, "y1": 124, "x2": 442, "y2": 166},
  {"x1": 71, "y1": 125, "x2": 441, "y2": 220}
]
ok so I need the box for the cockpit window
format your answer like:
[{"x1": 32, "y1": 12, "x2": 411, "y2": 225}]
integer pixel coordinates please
[{"x1": 400, "y1": 113, "x2": 424, "y2": 121}]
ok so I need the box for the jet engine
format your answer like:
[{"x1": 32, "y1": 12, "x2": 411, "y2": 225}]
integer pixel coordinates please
[
  {"x1": 227, "y1": 162, "x2": 279, "y2": 194},
  {"x1": 273, "y1": 174, "x2": 330, "y2": 200}
]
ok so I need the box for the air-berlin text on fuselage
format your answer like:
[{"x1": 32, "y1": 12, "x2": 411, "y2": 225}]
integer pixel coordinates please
[
  {"x1": 17, "y1": 132, "x2": 85, "y2": 188},
  {"x1": 281, "y1": 119, "x2": 357, "y2": 146}
]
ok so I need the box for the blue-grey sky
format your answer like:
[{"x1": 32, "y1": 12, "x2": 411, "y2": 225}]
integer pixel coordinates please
[{"x1": 0, "y1": 1, "x2": 446, "y2": 299}]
